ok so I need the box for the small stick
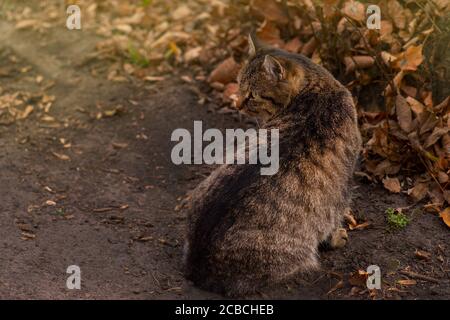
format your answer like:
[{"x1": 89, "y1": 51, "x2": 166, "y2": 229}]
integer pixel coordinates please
[{"x1": 399, "y1": 270, "x2": 440, "y2": 283}]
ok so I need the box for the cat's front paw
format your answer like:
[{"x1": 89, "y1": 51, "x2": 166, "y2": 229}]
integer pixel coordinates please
[{"x1": 330, "y1": 228, "x2": 348, "y2": 249}]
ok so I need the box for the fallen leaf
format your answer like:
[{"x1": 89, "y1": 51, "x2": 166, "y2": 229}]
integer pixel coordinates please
[
  {"x1": 344, "y1": 56, "x2": 375, "y2": 74},
  {"x1": 424, "y1": 127, "x2": 449, "y2": 148},
  {"x1": 406, "y1": 97, "x2": 425, "y2": 115},
  {"x1": 250, "y1": 0, "x2": 289, "y2": 24},
  {"x1": 284, "y1": 37, "x2": 302, "y2": 53},
  {"x1": 208, "y1": 57, "x2": 239, "y2": 85},
  {"x1": 15, "y1": 19, "x2": 39, "y2": 30},
  {"x1": 394, "y1": 45, "x2": 424, "y2": 71},
  {"x1": 396, "y1": 95, "x2": 413, "y2": 133},
  {"x1": 383, "y1": 177, "x2": 401, "y2": 193},
  {"x1": 408, "y1": 182, "x2": 428, "y2": 202},
  {"x1": 350, "y1": 221, "x2": 371, "y2": 230},
  {"x1": 342, "y1": 0, "x2": 365, "y2": 22},
  {"x1": 349, "y1": 270, "x2": 368, "y2": 287},
  {"x1": 415, "y1": 250, "x2": 431, "y2": 260},
  {"x1": 21, "y1": 232, "x2": 36, "y2": 240},
  {"x1": 397, "y1": 279, "x2": 417, "y2": 286},
  {"x1": 439, "y1": 207, "x2": 450, "y2": 228},
  {"x1": 52, "y1": 152, "x2": 70, "y2": 161},
  {"x1": 172, "y1": 5, "x2": 191, "y2": 20}
]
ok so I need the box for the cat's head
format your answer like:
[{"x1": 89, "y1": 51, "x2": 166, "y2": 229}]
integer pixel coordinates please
[{"x1": 236, "y1": 34, "x2": 305, "y2": 121}]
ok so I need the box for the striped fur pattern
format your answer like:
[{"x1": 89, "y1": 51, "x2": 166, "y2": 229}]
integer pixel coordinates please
[{"x1": 183, "y1": 36, "x2": 362, "y2": 297}]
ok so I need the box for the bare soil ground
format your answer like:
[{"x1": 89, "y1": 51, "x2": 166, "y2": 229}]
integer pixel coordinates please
[{"x1": 0, "y1": 17, "x2": 448, "y2": 300}]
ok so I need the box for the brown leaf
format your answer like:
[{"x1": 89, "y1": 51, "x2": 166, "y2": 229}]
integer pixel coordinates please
[
  {"x1": 397, "y1": 279, "x2": 417, "y2": 286},
  {"x1": 256, "y1": 20, "x2": 284, "y2": 47},
  {"x1": 419, "y1": 112, "x2": 439, "y2": 135},
  {"x1": 387, "y1": 0, "x2": 406, "y2": 29},
  {"x1": 415, "y1": 250, "x2": 431, "y2": 260},
  {"x1": 284, "y1": 38, "x2": 302, "y2": 53},
  {"x1": 406, "y1": 97, "x2": 425, "y2": 115},
  {"x1": 208, "y1": 57, "x2": 239, "y2": 85},
  {"x1": 15, "y1": 19, "x2": 39, "y2": 30},
  {"x1": 408, "y1": 182, "x2": 428, "y2": 202},
  {"x1": 350, "y1": 221, "x2": 371, "y2": 231},
  {"x1": 21, "y1": 232, "x2": 36, "y2": 240},
  {"x1": 396, "y1": 95, "x2": 413, "y2": 133},
  {"x1": 171, "y1": 5, "x2": 191, "y2": 20},
  {"x1": 349, "y1": 270, "x2": 368, "y2": 287},
  {"x1": 301, "y1": 37, "x2": 318, "y2": 57},
  {"x1": 433, "y1": 96, "x2": 450, "y2": 113},
  {"x1": 250, "y1": 0, "x2": 289, "y2": 24},
  {"x1": 374, "y1": 160, "x2": 401, "y2": 177},
  {"x1": 442, "y1": 134, "x2": 450, "y2": 154},
  {"x1": 383, "y1": 177, "x2": 401, "y2": 193},
  {"x1": 342, "y1": 0, "x2": 365, "y2": 22},
  {"x1": 394, "y1": 45, "x2": 424, "y2": 71},
  {"x1": 344, "y1": 56, "x2": 375, "y2": 74},
  {"x1": 424, "y1": 127, "x2": 449, "y2": 149},
  {"x1": 52, "y1": 152, "x2": 70, "y2": 161},
  {"x1": 437, "y1": 171, "x2": 449, "y2": 184}
]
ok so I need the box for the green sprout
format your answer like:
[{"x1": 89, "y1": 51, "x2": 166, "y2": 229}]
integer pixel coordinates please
[
  {"x1": 127, "y1": 44, "x2": 150, "y2": 68},
  {"x1": 386, "y1": 208, "x2": 410, "y2": 229},
  {"x1": 141, "y1": 0, "x2": 153, "y2": 7}
]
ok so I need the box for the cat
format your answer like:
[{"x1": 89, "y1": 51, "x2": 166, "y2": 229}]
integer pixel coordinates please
[{"x1": 183, "y1": 34, "x2": 362, "y2": 297}]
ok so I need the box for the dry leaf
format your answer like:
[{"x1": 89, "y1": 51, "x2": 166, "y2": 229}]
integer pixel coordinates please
[
  {"x1": 408, "y1": 183, "x2": 428, "y2": 202},
  {"x1": 342, "y1": 0, "x2": 365, "y2": 22},
  {"x1": 396, "y1": 95, "x2": 413, "y2": 133},
  {"x1": 349, "y1": 270, "x2": 368, "y2": 287},
  {"x1": 15, "y1": 19, "x2": 39, "y2": 30},
  {"x1": 406, "y1": 97, "x2": 425, "y2": 115},
  {"x1": 394, "y1": 45, "x2": 424, "y2": 71},
  {"x1": 383, "y1": 177, "x2": 401, "y2": 193},
  {"x1": 52, "y1": 152, "x2": 70, "y2": 161},
  {"x1": 208, "y1": 57, "x2": 239, "y2": 85},
  {"x1": 424, "y1": 127, "x2": 449, "y2": 148},
  {"x1": 439, "y1": 207, "x2": 450, "y2": 228},
  {"x1": 251, "y1": 0, "x2": 289, "y2": 24},
  {"x1": 344, "y1": 56, "x2": 375, "y2": 74},
  {"x1": 397, "y1": 279, "x2": 417, "y2": 286},
  {"x1": 415, "y1": 250, "x2": 431, "y2": 260},
  {"x1": 284, "y1": 37, "x2": 302, "y2": 53}
]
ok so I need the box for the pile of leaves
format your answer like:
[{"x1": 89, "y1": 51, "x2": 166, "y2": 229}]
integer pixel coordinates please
[{"x1": 4, "y1": 0, "x2": 450, "y2": 225}]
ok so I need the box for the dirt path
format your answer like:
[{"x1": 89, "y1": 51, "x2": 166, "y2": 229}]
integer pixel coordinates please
[{"x1": 0, "y1": 17, "x2": 448, "y2": 300}]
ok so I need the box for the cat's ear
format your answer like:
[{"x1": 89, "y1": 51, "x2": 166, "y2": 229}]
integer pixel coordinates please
[
  {"x1": 248, "y1": 33, "x2": 258, "y2": 57},
  {"x1": 263, "y1": 55, "x2": 285, "y2": 80}
]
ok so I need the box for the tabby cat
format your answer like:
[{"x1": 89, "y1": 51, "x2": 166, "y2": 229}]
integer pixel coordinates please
[{"x1": 183, "y1": 35, "x2": 362, "y2": 297}]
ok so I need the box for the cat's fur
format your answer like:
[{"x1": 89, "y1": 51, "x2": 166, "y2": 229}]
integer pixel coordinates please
[{"x1": 183, "y1": 35, "x2": 362, "y2": 297}]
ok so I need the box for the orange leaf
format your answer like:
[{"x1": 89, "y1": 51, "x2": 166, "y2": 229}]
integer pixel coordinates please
[
  {"x1": 208, "y1": 57, "x2": 239, "y2": 85},
  {"x1": 394, "y1": 45, "x2": 424, "y2": 71},
  {"x1": 439, "y1": 208, "x2": 450, "y2": 228}
]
